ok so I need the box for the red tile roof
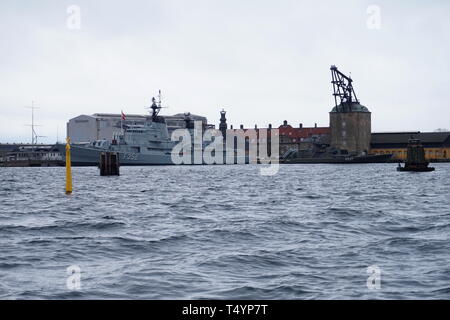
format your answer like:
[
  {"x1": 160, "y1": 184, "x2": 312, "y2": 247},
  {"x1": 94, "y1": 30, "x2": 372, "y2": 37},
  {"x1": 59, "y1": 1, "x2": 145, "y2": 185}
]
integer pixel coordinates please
[
  {"x1": 235, "y1": 126, "x2": 330, "y2": 139},
  {"x1": 278, "y1": 127, "x2": 330, "y2": 139}
]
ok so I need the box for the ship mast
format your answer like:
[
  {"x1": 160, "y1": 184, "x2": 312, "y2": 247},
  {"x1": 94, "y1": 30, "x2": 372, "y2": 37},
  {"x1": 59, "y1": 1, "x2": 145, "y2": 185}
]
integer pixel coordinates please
[
  {"x1": 149, "y1": 90, "x2": 163, "y2": 122},
  {"x1": 25, "y1": 101, "x2": 42, "y2": 145},
  {"x1": 158, "y1": 90, "x2": 162, "y2": 109}
]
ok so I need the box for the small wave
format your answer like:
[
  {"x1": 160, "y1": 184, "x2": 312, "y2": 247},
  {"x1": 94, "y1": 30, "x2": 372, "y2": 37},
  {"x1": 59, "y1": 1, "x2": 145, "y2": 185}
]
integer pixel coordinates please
[
  {"x1": 431, "y1": 287, "x2": 450, "y2": 294},
  {"x1": 202, "y1": 252, "x2": 292, "y2": 270},
  {"x1": 210, "y1": 284, "x2": 312, "y2": 299},
  {"x1": 0, "y1": 220, "x2": 125, "y2": 234},
  {"x1": 0, "y1": 262, "x2": 31, "y2": 269},
  {"x1": 384, "y1": 226, "x2": 425, "y2": 233},
  {"x1": 304, "y1": 194, "x2": 323, "y2": 199},
  {"x1": 325, "y1": 207, "x2": 363, "y2": 217},
  {"x1": 112, "y1": 234, "x2": 190, "y2": 249},
  {"x1": 208, "y1": 228, "x2": 258, "y2": 239}
]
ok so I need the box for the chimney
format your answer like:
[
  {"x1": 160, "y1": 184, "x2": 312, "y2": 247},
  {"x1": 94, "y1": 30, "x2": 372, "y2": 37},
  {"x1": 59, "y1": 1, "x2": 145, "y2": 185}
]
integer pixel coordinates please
[
  {"x1": 255, "y1": 124, "x2": 258, "y2": 129},
  {"x1": 230, "y1": 125, "x2": 233, "y2": 130},
  {"x1": 240, "y1": 124, "x2": 244, "y2": 130},
  {"x1": 299, "y1": 123, "x2": 303, "y2": 129},
  {"x1": 269, "y1": 124, "x2": 272, "y2": 129},
  {"x1": 283, "y1": 120, "x2": 288, "y2": 126},
  {"x1": 314, "y1": 123, "x2": 317, "y2": 128}
]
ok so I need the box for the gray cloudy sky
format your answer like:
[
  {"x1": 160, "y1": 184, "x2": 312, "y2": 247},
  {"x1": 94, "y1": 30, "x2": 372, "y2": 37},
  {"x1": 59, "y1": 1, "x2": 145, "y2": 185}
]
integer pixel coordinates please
[{"x1": 1, "y1": 0, "x2": 449, "y2": 143}]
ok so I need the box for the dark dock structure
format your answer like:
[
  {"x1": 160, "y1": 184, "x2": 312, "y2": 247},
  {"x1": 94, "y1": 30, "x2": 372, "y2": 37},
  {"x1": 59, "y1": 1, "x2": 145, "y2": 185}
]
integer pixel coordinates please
[
  {"x1": 397, "y1": 139, "x2": 435, "y2": 172},
  {"x1": 99, "y1": 152, "x2": 120, "y2": 176}
]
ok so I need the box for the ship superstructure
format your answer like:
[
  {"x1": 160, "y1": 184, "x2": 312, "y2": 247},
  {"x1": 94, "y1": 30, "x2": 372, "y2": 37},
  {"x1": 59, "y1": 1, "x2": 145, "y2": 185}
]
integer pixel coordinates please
[{"x1": 58, "y1": 95, "x2": 175, "y2": 166}]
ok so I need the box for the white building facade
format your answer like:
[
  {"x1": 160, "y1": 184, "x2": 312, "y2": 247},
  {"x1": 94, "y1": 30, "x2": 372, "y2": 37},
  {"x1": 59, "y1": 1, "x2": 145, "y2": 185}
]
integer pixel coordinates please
[{"x1": 67, "y1": 113, "x2": 209, "y2": 143}]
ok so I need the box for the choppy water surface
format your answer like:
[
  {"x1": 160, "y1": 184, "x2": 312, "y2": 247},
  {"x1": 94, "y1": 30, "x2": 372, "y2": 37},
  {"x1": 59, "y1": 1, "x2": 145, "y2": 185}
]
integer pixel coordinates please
[{"x1": 0, "y1": 164, "x2": 449, "y2": 299}]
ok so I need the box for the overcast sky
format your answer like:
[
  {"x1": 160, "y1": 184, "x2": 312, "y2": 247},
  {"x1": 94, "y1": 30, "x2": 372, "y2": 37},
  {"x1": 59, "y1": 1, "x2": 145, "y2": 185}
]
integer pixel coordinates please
[{"x1": 1, "y1": 0, "x2": 449, "y2": 143}]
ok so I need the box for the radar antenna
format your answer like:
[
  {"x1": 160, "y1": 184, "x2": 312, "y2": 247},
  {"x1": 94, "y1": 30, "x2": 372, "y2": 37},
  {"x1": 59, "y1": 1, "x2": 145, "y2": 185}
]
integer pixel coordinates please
[
  {"x1": 149, "y1": 97, "x2": 162, "y2": 120},
  {"x1": 330, "y1": 65, "x2": 359, "y2": 107},
  {"x1": 145, "y1": 90, "x2": 168, "y2": 122}
]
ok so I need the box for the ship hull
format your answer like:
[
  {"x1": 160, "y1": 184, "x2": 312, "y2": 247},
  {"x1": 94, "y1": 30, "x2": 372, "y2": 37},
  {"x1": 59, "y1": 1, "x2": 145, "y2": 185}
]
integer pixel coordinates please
[
  {"x1": 56, "y1": 144, "x2": 249, "y2": 166},
  {"x1": 57, "y1": 144, "x2": 173, "y2": 166},
  {"x1": 397, "y1": 167, "x2": 435, "y2": 172},
  {"x1": 397, "y1": 164, "x2": 435, "y2": 172},
  {"x1": 282, "y1": 153, "x2": 393, "y2": 164}
]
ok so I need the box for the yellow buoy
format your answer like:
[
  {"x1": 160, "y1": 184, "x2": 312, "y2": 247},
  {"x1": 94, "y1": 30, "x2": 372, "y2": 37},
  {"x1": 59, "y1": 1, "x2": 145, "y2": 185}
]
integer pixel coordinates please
[{"x1": 66, "y1": 137, "x2": 73, "y2": 194}]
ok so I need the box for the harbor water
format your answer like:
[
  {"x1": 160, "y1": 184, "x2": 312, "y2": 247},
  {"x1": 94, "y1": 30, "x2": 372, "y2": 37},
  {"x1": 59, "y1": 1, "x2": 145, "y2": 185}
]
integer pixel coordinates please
[{"x1": 0, "y1": 164, "x2": 449, "y2": 299}]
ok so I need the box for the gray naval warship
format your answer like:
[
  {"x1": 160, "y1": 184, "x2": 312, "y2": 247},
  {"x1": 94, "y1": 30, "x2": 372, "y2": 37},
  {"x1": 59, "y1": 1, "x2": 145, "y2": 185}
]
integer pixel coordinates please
[
  {"x1": 57, "y1": 97, "x2": 248, "y2": 166},
  {"x1": 57, "y1": 98, "x2": 176, "y2": 166}
]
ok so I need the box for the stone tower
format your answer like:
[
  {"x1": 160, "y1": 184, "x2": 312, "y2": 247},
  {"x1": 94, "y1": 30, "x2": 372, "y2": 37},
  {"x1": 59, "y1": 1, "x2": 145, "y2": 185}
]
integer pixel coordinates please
[
  {"x1": 330, "y1": 102, "x2": 371, "y2": 155},
  {"x1": 329, "y1": 66, "x2": 371, "y2": 155}
]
